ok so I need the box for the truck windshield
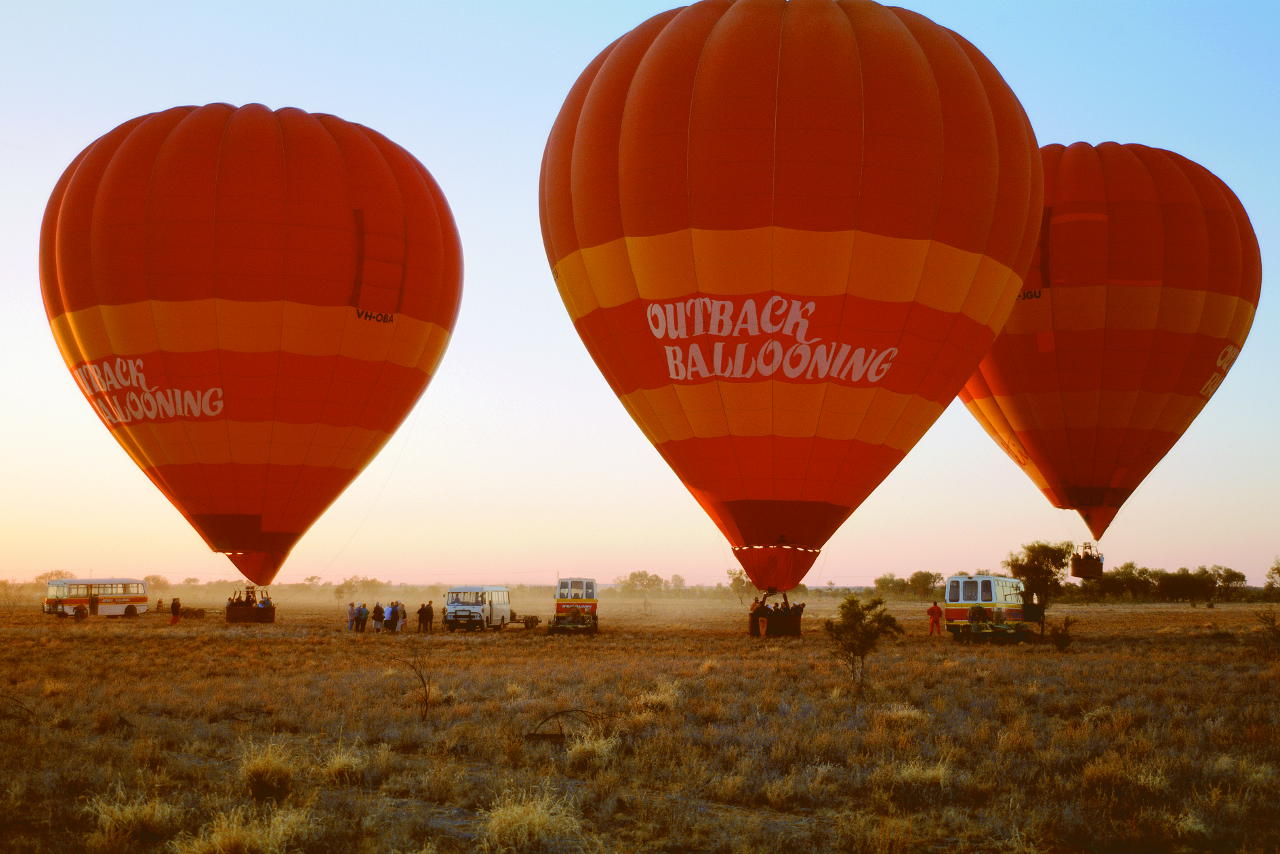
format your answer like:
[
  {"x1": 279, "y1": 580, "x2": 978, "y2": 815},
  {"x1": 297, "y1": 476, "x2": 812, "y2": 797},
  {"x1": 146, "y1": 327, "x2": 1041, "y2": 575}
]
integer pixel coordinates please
[{"x1": 448, "y1": 592, "x2": 484, "y2": 605}]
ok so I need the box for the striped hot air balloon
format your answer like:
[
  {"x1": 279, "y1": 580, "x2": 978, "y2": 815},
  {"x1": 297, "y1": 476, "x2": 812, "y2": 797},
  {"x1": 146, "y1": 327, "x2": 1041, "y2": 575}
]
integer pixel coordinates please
[
  {"x1": 961, "y1": 142, "x2": 1261, "y2": 539},
  {"x1": 540, "y1": 0, "x2": 1042, "y2": 591},
  {"x1": 40, "y1": 103, "x2": 462, "y2": 586}
]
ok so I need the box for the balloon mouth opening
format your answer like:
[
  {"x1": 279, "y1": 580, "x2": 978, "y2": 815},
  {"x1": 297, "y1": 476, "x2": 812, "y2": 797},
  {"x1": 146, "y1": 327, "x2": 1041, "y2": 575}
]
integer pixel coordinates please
[{"x1": 732, "y1": 544, "x2": 820, "y2": 554}]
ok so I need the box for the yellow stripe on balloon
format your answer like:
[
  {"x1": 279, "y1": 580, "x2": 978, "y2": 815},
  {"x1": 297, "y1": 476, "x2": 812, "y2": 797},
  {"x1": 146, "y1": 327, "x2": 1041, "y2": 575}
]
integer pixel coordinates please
[
  {"x1": 618, "y1": 382, "x2": 945, "y2": 447},
  {"x1": 104, "y1": 420, "x2": 390, "y2": 469},
  {"x1": 975, "y1": 390, "x2": 1208, "y2": 435},
  {"x1": 555, "y1": 227, "x2": 1022, "y2": 331},
  {"x1": 49, "y1": 300, "x2": 451, "y2": 371}
]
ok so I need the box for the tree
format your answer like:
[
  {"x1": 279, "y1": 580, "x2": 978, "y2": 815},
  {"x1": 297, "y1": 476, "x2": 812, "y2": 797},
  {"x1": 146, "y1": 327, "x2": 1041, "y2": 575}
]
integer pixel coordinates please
[
  {"x1": 303, "y1": 575, "x2": 322, "y2": 586},
  {"x1": 614, "y1": 571, "x2": 665, "y2": 594},
  {"x1": 334, "y1": 576, "x2": 385, "y2": 600},
  {"x1": 34, "y1": 570, "x2": 74, "y2": 584},
  {"x1": 144, "y1": 575, "x2": 172, "y2": 592},
  {"x1": 669, "y1": 574, "x2": 686, "y2": 591},
  {"x1": 1003, "y1": 541, "x2": 1073, "y2": 612},
  {"x1": 1109, "y1": 561, "x2": 1157, "y2": 600},
  {"x1": 1266, "y1": 558, "x2": 1280, "y2": 601},
  {"x1": 908, "y1": 571, "x2": 943, "y2": 600},
  {"x1": 873, "y1": 573, "x2": 909, "y2": 598},
  {"x1": 0, "y1": 580, "x2": 24, "y2": 614},
  {"x1": 182, "y1": 577, "x2": 200, "y2": 585},
  {"x1": 1211, "y1": 566, "x2": 1247, "y2": 602},
  {"x1": 824, "y1": 595, "x2": 904, "y2": 698},
  {"x1": 726, "y1": 568, "x2": 754, "y2": 604}
]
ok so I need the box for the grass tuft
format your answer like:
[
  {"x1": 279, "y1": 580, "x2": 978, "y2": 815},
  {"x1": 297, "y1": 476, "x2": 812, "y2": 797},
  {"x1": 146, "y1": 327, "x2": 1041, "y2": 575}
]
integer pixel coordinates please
[{"x1": 479, "y1": 786, "x2": 597, "y2": 853}]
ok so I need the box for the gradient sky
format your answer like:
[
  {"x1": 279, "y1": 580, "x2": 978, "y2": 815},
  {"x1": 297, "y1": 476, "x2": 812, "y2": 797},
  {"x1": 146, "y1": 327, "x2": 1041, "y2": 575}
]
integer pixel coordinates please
[{"x1": 2, "y1": 0, "x2": 1275, "y2": 587}]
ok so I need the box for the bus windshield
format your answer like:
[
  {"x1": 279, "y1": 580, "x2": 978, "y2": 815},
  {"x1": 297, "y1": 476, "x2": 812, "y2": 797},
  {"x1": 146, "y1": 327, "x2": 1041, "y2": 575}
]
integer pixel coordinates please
[{"x1": 448, "y1": 591, "x2": 484, "y2": 605}]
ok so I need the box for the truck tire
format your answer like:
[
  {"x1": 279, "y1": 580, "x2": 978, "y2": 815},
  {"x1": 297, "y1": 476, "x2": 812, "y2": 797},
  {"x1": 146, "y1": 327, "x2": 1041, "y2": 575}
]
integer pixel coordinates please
[{"x1": 124, "y1": 605, "x2": 138, "y2": 618}]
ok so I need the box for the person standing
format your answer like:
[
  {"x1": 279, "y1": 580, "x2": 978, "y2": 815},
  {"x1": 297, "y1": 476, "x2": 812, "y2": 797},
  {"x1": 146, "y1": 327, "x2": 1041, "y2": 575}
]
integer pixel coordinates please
[
  {"x1": 424, "y1": 600, "x2": 434, "y2": 634},
  {"x1": 927, "y1": 601, "x2": 943, "y2": 636},
  {"x1": 748, "y1": 598, "x2": 761, "y2": 637},
  {"x1": 357, "y1": 603, "x2": 369, "y2": 632},
  {"x1": 169, "y1": 597, "x2": 181, "y2": 626},
  {"x1": 417, "y1": 603, "x2": 428, "y2": 633},
  {"x1": 346, "y1": 602, "x2": 356, "y2": 632},
  {"x1": 372, "y1": 602, "x2": 385, "y2": 633}
]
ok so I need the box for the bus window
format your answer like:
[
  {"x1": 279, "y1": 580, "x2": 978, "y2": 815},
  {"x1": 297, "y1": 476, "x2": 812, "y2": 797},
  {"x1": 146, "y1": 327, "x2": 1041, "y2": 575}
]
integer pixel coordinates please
[
  {"x1": 980, "y1": 580, "x2": 993, "y2": 602},
  {"x1": 962, "y1": 579, "x2": 978, "y2": 601},
  {"x1": 558, "y1": 581, "x2": 570, "y2": 598},
  {"x1": 570, "y1": 581, "x2": 583, "y2": 598},
  {"x1": 947, "y1": 580, "x2": 960, "y2": 602},
  {"x1": 585, "y1": 581, "x2": 596, "y2": 599}
]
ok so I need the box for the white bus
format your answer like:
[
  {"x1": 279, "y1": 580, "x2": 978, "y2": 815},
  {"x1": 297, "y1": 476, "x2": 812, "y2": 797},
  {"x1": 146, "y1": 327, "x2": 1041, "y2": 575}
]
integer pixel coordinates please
[
  {"x1": 444, "y1": 586, "x2": 511, "y2": 631},
  {"x1": 43, "y1": 578, "x2": 149, "y2": 618}
]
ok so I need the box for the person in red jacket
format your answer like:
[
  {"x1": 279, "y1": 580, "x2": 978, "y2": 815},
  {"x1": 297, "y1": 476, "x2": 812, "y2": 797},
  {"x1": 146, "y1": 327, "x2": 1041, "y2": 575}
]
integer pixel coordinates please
[{"x1": 926, "y1": 601, "x2": 943, "y2": 636}]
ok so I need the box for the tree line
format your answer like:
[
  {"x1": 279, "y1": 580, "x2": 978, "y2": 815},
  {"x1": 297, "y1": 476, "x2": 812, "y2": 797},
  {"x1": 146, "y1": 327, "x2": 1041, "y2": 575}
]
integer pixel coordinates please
[{"x1": 1002, "y1": 542, "x2": 1278, "y2": 607}]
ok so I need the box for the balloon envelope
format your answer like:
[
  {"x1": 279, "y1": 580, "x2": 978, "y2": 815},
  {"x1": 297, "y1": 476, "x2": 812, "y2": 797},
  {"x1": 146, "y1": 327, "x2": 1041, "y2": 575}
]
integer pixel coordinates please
[
  {"x1": 540, "y1": 0, "x2": 1042, "y2": 589},
  {"x1": 961, "y1": 142, "x2": 1261, "y2": 539},
  {"x1": 40, "y1": 103, "x2": 462, "y2": 585}
]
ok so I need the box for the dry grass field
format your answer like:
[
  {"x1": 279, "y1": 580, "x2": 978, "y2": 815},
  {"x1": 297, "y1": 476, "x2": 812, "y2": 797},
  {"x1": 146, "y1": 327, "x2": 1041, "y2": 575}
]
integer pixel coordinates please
[{"x1": 1, "y1": 593, "x2": 1277, "y2": 853}]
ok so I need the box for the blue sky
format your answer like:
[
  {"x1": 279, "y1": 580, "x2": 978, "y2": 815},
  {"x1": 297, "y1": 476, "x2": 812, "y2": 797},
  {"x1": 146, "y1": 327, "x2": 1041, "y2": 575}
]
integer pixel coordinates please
[{"x1": 1, "y1": 0, "x2": 1275, "y2": 586}]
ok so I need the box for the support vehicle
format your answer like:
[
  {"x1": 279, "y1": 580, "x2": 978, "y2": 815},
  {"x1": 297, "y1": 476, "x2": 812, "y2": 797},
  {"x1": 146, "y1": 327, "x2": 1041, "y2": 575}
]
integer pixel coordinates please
[
  {"x1": 444, "y1": 586, "x2": 512, "y2": 631},
  {"x1": 43, "y1": 578, "x2": 149, "y2": 619},
  {"x1": 548, "y1": 577, "x2": 598, "y2": 635},
  {"x1": 943, "y1": 574, "x2": 1042, "y2": 642}
]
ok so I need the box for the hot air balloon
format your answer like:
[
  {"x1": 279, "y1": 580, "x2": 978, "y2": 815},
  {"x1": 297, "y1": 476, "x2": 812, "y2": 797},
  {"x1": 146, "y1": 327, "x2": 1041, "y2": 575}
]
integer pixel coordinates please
[
  {"x1": 540, "y1": 0, "x2": 1042, "y2": 591},
  {"x1": 40, "y1": 103, "x2": 462, "y2": 586},
  {"x1": 961, "y1": 142, "x2": 1261, "y2": 540}
]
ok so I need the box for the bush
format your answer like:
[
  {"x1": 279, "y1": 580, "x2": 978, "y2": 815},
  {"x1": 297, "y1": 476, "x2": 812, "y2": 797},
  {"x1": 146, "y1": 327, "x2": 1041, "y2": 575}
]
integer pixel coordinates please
[{"x1": 824, "y1": 595, "x2": 904, "y2": 697}]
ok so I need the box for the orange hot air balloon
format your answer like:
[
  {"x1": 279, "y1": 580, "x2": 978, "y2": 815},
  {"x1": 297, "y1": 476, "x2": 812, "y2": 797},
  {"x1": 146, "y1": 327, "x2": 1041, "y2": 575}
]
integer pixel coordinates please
[
  {"x1": 540, "y1": 0, "x2": 1042, "y2": 591},
  {"x1": 40, "y1": 104, "x2": 462, "y2": 586},
  {"x1": 961, "y1": 142, "x2": 1261, "y2": 539}
]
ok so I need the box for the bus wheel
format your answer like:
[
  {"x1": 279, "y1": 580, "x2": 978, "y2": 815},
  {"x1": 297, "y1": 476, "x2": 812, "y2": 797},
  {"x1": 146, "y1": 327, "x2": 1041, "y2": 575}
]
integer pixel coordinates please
[
  {"x1": 124, "y1": 605, "x2": 138, "y2": 618},
  {"x1": 73, "y1": 605, "x2": 88, "y2": 622}
]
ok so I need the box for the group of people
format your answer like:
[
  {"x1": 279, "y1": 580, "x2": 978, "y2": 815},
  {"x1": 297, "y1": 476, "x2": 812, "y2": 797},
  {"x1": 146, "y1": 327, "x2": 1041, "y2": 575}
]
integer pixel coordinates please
[
  {"x1": 747, "y1": 595, "x2": 805, "y2": 637},
  {"x1": 226, "y1": 589, "x2": 272, "y2": 608},
  {"x1": 346, "y1": 600, "x2": 436, "y2": 634}
]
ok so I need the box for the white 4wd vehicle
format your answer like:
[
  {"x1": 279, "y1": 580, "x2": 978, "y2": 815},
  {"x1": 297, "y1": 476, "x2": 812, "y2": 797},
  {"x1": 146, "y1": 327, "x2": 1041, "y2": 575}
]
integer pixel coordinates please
[{"x1": 444, "y1": 586, "x2": 511, "y2": 631}]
